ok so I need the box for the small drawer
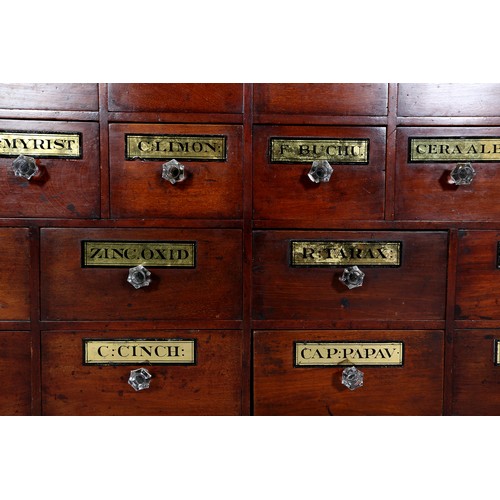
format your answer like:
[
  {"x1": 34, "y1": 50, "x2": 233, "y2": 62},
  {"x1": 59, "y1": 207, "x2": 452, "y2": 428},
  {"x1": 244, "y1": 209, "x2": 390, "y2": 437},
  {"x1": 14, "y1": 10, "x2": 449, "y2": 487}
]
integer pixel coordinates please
[
  {"x1": 0, "y1": 228, "x2": 30, "y2": 321},
  {"x1": 0, "y1": 332, "x2": 31, "y2": 415},
  {"x1": 253, "y1": 230, "x2": 447, "y2": 322},
  {"x1": 41, "y1": 330, "x2": 242, "y2": 415},
  {"x1": 253, "y1": 126, "x2": 386, "y2": 221},
  {"x1": 254, "y1": 330, "x2": 444, "y2": 415},
  {"x1": 109, "y1": 123, "x2": 243, "y2": 219},
  {"x1": 40, "y1": 228, "x2": 242, "y2": 321},
  {"x1": 108, "y1": 84, "x2": 244, "y2": 113},
  {"x1": 452, "y1": 330, "x2": 500, "y2": 415},
  {"x1": 396, "y1": 127, "x2": 500, "y2": 221},
  {"x1": 254, "y1": 84, "x2": 388, "y2": 116},
  {"x1": 0, "y1": 120, "x2": 99, "y2": 218},
  {"x1": 398, "y1": 83, "x2": 500, "y2": 117},
  {"x1": 0, "y1": 83, "x2": 98, "y2": 111}
]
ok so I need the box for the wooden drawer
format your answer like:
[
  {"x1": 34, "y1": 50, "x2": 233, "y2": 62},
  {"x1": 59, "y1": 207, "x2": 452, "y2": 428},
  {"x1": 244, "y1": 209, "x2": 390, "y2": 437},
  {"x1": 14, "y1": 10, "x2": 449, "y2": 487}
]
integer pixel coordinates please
[
  {"x1": 398, "y1": 83, "x2": 500, "y2": 117},
  {"x1": 253, "y1": 126, "x2": 386, "y2": 221},
  {"x1": 109, "y1": 123, "x2": 243, "y2": 219},
  {"x1": 253, "y1": 230, "x2": 447, "y2": 322},
  {"x1": 396, "y1": 127, "x2": 500, "y2": 221},
  {"x1": 0, "y1": 83, "x2": 98, "y2": 111},
  {"x1": 254, "y1": 84, "x2": 388, "y2": 116},
  {"x1": 254, "y1": 330, "x2": 444, "y2": 415},
  {"x1": 0, "y1": 120, "x2": 99, "y2": 218},
  {"x1": 0, "y1": 331, "x2": 31, "y2": 415},
  {"x1": 108, "y1": 84, "x2": 244, "y2": 113},
  {"x1": 41, "y1": 330, "x2": 242, "y2": 415},
  {"x1": 455, "y1": 230, "x2": 500, "y2": 320},
  {"x1": 0, "y1": 228, "x2": 30, "y2": 321},
  {"x1": 40, "y1": 228, "x2": 242, "y2": 321},
  {"x1": 452, "y1": 330, "x2": 500, "y2": 415}
]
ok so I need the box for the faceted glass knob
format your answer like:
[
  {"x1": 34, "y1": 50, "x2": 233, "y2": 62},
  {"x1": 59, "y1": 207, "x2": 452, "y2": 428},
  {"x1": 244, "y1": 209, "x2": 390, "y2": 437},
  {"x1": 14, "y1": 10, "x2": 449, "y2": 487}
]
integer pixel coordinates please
[
  {"x1": 308, "y1": 160, "x2": 333, "y2": 183},
  {"x1": 342, "y1": 366, "x2": 364, "y2": 391},
  {"x1": 339, "y1": 265, "x2": 365, "y2": 289},
  {"x1": 127, "y1": 265, "x2": 151, "y2": 289},
  {"x1": 162, "y1": 159, "x2": 186, "y2": 184},
  {"x1": 12, "y1": 155, "x2": 39, "y2": 180},
  {"x1": 128, "y1": 368, "x2": 152, "y2": 391},
  {"x1": 449, "y1": 163, "x2": 476, "y2": 185}
]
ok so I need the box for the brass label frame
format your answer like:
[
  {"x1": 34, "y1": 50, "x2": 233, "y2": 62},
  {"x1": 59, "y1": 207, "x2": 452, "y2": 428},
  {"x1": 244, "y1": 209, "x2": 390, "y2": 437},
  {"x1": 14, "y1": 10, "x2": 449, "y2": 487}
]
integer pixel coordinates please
[
  {"x1": 409, "y1": 137, "x2": 500, "y2": 163},
  {"x1": 0, "y1": 131, "x2": 82, "y2": 159},
  {"x1": 81, "y1": 241, "x2": 196, "y2": 268},
  {"x1": 83, "y1": 339, "x2": 197, "y2": 365},
  {"x1": 125, "y1": 134, "x2": 227, "y2": 161},
  {"x1": 269, "y1": 137, "x2": 370, "y2": 164},
  {"x1": 494, "y1": 340, "x2": 500, "y2": 365},
  {"x1": 290, "y1": 240, "x2": 402, "y2": 267},
  {"x1": 294, "y1": 341, "x2": 404, "y2": 367}
]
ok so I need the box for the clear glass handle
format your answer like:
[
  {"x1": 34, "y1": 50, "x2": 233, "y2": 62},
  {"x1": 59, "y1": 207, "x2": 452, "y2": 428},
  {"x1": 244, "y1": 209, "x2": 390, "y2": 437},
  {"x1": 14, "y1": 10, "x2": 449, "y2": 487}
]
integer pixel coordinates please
[
  {"x1": 127, "y1": 265, "x2": 151, "y2": 289},
  {"x1": 449, "y1": 162, "x2": 475, "y2": 185},
  {"x1": 342, "y1": 366, "x2": 364, "y2": 391},
  {"x1": 12, "y1": 154, "x2": 39, "y2": 180},
  {"x1": 339, "y1": 266, "x2": 365, "y2": 289},
  {"x1": 162, "y1": 159, "x2": 186, "y2": 184},
  {"x1": 128, "y1": 368, "x2": 152, "y2": 391},
  {"x1": 308, "y1": 160, "x2": 333, "y2": 183}
]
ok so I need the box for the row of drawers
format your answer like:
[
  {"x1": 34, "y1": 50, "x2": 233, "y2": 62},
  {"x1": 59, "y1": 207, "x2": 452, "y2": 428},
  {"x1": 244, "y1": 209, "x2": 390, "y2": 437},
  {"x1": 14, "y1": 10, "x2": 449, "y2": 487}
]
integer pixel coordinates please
[
  {"x1": 2, "y1": 227, "x2": 500, "y2": 322},
  {"x1": 3, "y1": 329, "x2": 499, "y2": 415},
  {"x1": 3, "y1": 121, "x2": 500, "y2": 220}
]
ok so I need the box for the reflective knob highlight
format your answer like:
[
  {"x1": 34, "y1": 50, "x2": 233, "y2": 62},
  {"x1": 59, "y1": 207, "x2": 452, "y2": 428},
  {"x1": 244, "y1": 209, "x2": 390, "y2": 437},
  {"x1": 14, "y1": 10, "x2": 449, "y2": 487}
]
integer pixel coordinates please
[
  {"x1": 127, "y1": 265, "x2": 151, "y2": 289},
  {"x1": 162, "y1": 159, "x2": 186, "y2": 184},
  {"x1": 308, "y1": 160, "x2": 333, "y2": 183},
  {"x1": 339, "y1": 266, "x2": 365, "y2": 289},
  {"x1": 449, "y1": 163, "x2": 476, "y2": 185},
  {"x1": 342, "y1": 366, "x2": 364, "y2": 391},
  {"x1": 12, "y1": 155, "x2": 39, "y2": 180},
  {"x1": 128, "y1": 368, "x2": 152, "y2": 391}
]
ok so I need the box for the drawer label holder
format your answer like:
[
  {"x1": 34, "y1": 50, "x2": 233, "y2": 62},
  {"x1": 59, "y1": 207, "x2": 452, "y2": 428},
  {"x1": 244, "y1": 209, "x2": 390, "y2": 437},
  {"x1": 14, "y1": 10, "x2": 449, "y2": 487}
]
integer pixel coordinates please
[
  {"x1": 0, "y1": 131, "x2": 82, "y2": 159},
  {"x1": 125, "y1": 134, "x2": 227, "y2": 161},
  {"x1": 82, "y1": 241, "x2": 196, "y2": 268},
  {"x1": 270, "y1": 137, "x2": 370, "y2": 164},
  {"x1": 494, "y1": 340, "x2": 500, "y2": 365},
  {"x1": 294, "y1": 341, "x2": 404, "y2": 367},
  {"x1": 409, "y1": 137, "x2": 500, "y2": 163},
  {"x1": 290, "y1": 240, "x2": 401, "y2": 267},
  {"x1": 83, "y1": 339, "x2": 197, "y2": 365}
]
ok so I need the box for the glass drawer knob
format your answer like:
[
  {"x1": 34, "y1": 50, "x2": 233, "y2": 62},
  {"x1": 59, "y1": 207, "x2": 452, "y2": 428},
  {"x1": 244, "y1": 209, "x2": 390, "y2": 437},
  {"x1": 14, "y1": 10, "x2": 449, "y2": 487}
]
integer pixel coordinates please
[
  {"x1": 128, "y1": 368, "x2": 152, "y2": 391},
  {"x1": 339, "y1": 265, "x2": 365, "y2": 289},
  {"x1": 127, "y1": 265, "x2": 151, "y2": 289},
  {"x1": 342, "y1": 366, "x2": 364, "y2": 391},
  {"x1": 308, "y1": 160, "x2": 333, "y2": 183},
  {"x1": 162, "y1": 159, "x2": 186, "y2": 184},
  {"x1": 449, "y1": 163, "x2": 475, "y2": 185},
  {"x1": 12, "y1": 154, "x2": 39, "y2": 180}
]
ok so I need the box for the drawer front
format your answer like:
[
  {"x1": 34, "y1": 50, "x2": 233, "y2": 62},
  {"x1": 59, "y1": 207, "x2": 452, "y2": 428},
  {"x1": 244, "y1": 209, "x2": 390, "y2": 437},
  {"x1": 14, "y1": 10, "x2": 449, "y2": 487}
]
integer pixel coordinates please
[
  {"x1": 398, "y1": 83, "x2": 500, "y2": 117},
  {"x1": 253, "y1": 231, "x2": 447, "y2": 322},
  {"x1": 109, "y1": 124, "x2": 243, "y2": 219},
  {"x1": 108, "y1": 84, "x2": 244, "y2": 113},
  {"x1": 0, "y1": 83, "x2": 98, "y2": 111},
  {"x1": 254, "y1": 330, "x2": 444, "y2": 415},
  {"x1": 42, "y1": 330, "x2": 242, "y2": 415},
  {"x1": 41, "y1": 228, "x2": 242, "y2": 321},
  {"x1": 254, "y1": 84, "x2": 388, "y2": 116},
  {"x1": 455, "y1": 230, "x2": 500, "y2": 320},
  {"x1": 396, "y1": 127, "x2": 500, "y2": 221},
  {"x1": 0, "y1": 228, "x2": 30, "y2": 321},
  {"x1": 253, "y1": 126, "x2": 386, "y2": 221},
  {"x1": 0, "y1": 120, "x2": 99, "y2": 218},
  {"x1": 452, "y1": 330, "x2": 500, "y2": 415},
  {"x1": 0, "y1": 331, "x2": 31, "y2": 415}
]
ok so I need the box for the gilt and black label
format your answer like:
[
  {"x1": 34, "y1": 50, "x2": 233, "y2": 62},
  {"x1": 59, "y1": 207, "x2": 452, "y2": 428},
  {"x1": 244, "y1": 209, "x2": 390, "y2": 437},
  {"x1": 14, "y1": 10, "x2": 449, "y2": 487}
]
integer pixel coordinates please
[
  {"x1": 81, "y1": 241, "x2": 196, "y2": 268},
  {"x1": 290, "y1": 241, "x2": 401, "y2": 267},
  {"x1": 294, "y1": 341, "x2": 404, "y2": 367},
  {"x1": 83, "y1": 339, "x2": 197, "y2": 365},
  {"x1": 125, "y1": 134, "x2": 227, "y2": 161},
  {"x1": 270, "y1": 138, "x2": 369, "y2": 164},
  {"x1": 409, "y1": 137, "x2": 500, "y2": 163},
  {"x1": 0, "y1": 131, "x2": 82, "y2": 159}
]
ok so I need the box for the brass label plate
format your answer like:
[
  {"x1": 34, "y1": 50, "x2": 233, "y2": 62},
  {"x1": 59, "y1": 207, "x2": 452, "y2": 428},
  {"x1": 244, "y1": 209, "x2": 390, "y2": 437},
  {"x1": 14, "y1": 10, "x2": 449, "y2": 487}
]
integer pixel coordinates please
[
  {"x1": 0, "y1": 131, "x2": 82, "y2": 158},
  {"x1": 83, "y1": 339, "x2": 196, "y2": 365},
  {"x1": 125, "y1": 134, "x2": 227, "y2": 161},
  {"x1": 290, "y1": 241, "x2": 401, "y2": 267},
  {"x1": 270, "y1": 137, "x2": 370, "y2": 163},
  {"x1": 82, "y1": 241, "x2": 196, "y2": 268},
  {"x1": 294, "y1": 341, "x2": 404, "y2": 367},
  {"x1": 495, "y1": 340, "x2": 500, "y2": 365},
  {"x1": 409, "y1": 137, "x2": 500, "y2": 163}
]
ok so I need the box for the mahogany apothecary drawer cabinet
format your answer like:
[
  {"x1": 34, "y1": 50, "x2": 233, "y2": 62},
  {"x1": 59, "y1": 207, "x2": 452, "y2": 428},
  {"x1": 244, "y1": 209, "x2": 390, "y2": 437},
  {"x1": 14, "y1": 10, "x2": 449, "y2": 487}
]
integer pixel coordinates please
[{"x1": 2, "y1": 83, "x2": 500, "y2": 415}]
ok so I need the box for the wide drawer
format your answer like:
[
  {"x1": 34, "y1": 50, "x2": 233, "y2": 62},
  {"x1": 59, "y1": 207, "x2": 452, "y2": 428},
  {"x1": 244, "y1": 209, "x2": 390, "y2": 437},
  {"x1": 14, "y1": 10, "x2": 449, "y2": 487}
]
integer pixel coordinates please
[
  {"x1": 40, "y1": 228, "x2": 242, "y2": 321},
  {"x1": 0, "y1": 120, "x2": 99, "y2": 218},
  {"x1": 41, "y1": 330, "x2": 242, "y2": 415},
  {"x1": 109, "y1": 123, "x2": 243, "y2": 219},
  {"x1": 396, "y1": 127, "x2": 500, "y2": 221},
  {"x1": 0, "y1": 331, "x2": 31, "y2": 415},
  {"x1": 254, "y1": 330, "x2": 444, "y2": 415},
  {"x1": 253, "y1": 230, "x2": 447, "y2": 322},
  {"x1": 253, "y1": 126, "x2": 386, "y2": 221}
]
